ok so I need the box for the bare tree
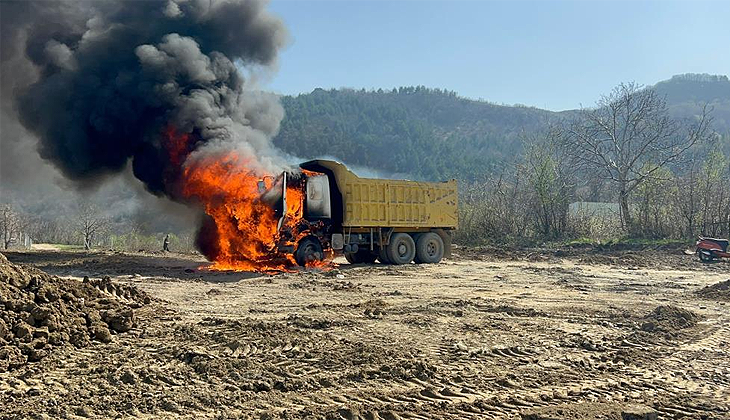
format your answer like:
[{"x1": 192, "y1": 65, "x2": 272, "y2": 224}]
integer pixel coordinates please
[
  {"x1": 0, "y1": 204, "x2": 22, "y2": 249},
  {"x1": 76, "y1": 204, "x2": 109, "y2": 250},
  {"x1": 563, "y1": 83, "x2": 712, "y2": 232}
]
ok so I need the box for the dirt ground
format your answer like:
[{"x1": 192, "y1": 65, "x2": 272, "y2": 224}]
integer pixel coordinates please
[{"x1": 1, "y1": 245, "x2": 729, "y2": 419}]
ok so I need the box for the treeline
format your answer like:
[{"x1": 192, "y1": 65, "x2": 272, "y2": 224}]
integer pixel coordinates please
[
  {"x1": 0, "y1": 202, "x2": 197, "y2": 253},
  {"x1": 456, "y1": 141, "x2": 730, "y2": 244}
]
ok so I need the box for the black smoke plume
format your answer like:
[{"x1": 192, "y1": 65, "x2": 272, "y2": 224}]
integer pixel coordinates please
[{"x1": 4, "y1": 0, "x2": 289, "y2": 197}]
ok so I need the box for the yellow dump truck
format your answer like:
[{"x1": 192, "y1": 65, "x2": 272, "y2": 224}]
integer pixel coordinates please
[{"x1": 273, "y1": 159, "x2": 458, "y2": 266}]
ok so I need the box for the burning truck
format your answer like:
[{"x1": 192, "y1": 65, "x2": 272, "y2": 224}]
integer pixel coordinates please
[
  {"x1": 4, "y1": 1, "x2": 457, "y2": 273},
  {"x1": 258, "y1": 160, "x2": 458, "y2": 267}
]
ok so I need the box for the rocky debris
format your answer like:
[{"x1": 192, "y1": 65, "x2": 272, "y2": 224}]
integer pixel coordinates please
[
  {"x1": 621, "y1": 405, "x2": 658, "y2": 420},
  {"x1": 696, "y1": 279, "x2": 730, "y2": 301},
  {"x1": 640, "y1": 305, "x2": 700, "y2": 333},
  {"x1": 0, "y1": 252, "x2": 146, "y2": 372},
  {"x1": 102, "y1": 308, "x2": 136, "y2": 333},
  {"x1": 332, "y1": 280, "x2": 359, "y2": 291},
  {"x1": 322, "y1": 268, "x2": 345, "y2": 278},
  {"x1": 348, "y1": 299, "x2": 388, "y2": 319},
  {"x1": 286, "y1": 313, "x2": 350, "y2": 330}
]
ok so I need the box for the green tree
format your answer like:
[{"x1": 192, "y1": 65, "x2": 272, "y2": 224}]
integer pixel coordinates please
[{"x1": 521, "y1": 129, "x2": 574, "y2": 238}]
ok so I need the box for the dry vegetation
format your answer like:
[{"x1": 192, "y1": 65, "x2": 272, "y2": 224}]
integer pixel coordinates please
[{"x1": 456, "y1": 84, "x2": 729, "y2": 246}]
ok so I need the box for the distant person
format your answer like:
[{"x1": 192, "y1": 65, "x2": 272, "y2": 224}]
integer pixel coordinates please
[{"x1": 163, "y1": 234, "x2": 170, "y2": 252}]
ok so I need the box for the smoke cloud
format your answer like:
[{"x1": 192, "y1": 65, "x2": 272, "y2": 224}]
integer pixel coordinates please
[{"x1": 2, "y1": 0, "x2": 290, "y2": 198}]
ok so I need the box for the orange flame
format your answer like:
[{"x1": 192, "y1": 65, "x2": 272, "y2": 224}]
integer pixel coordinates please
[{"x1": 163, "y1": 127, "x2": 332, "y2": 272}]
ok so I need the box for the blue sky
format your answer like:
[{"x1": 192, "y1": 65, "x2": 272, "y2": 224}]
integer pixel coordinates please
[{"x1": 266, "y1": 0, "x2": 730, "y2": 110}]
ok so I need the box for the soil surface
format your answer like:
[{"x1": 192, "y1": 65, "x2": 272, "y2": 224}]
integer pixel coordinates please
[{"x1": 1, "y1": 246, "x2": 729, "y2": 419}]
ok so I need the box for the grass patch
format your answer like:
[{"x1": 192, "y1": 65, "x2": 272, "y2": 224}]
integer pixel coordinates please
[
  {"x1": 54, "y1": 244, "x2": 85, "y2": 251},
  {"x1": 604, "y1": 237, "x2": 688, "y2": 247}
]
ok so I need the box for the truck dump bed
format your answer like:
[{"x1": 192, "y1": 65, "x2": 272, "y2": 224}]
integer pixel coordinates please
[{"x1": 301, "y1": 160, "x2": 458, "y2": 229}]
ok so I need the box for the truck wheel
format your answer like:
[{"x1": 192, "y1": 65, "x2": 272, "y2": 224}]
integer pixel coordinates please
[
  {"x1": 345, "y1": 250, "x2": 377, "y2": 264},
  {"x1": 378, "y1": 247, "x2": 391, "y2": 264},
  {"x1": 360, "y1": 251, "x2": 378, "y2": 264},
  {"x1": 698, "y1": 250, "x2": 714, "y2": 263},
  {"x1": 415, "y1": 232, "x2": 444, "y2": 264},
  {"x1": 295, "y1": 237, "x2": 324, "y2": 266},
  {"x1": 387, "y1": 233, "x2": 416, "y2": 265}
]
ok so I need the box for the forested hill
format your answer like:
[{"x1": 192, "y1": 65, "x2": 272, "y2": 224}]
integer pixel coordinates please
[
  {"x1": 273, "y1": 75, "x2": 730, "y2": 181},
  {"x1": 654, "y1": 74, "x2": 730, "y2": 130},
  {"x1": 274, "y1": 87, "x2": 556, "y2": 181}
]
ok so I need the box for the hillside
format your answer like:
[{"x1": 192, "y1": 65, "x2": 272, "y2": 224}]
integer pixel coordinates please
[
  {"x1": 654, "y1": 73, "x2": 730, "y2": 130},
  {"x1": 274, "y1": 75, "x2": 730, "y2": 181},
  {"x1": 274, "y1": 87, "x2": 555, "y2": 181}
]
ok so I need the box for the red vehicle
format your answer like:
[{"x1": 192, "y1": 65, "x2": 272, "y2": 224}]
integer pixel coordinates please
[{"x1": 696, "y1": 236, "x2": 730, "y2": 262}]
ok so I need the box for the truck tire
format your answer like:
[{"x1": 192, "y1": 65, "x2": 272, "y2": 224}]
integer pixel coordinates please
[
  {"x1": 363, "y1": 252, "x2": 378, "y2": 263},
  {"x1": 345, "y1": 250, "x2": 377, "y2": 264},
  {"x1": 698, "y1": 250, "x2": 714, "y2": 263},
  {"x1": 378, "y1": 247, "x2": 391, "y2": 264},
  {"x1": 387, "y1": 233, "x2": 416, "y2": 265},
  {"x1": 345, "y1": 252, "x2": 360, "y2": 264},
  {"x1": 295, "y1": 237, "x2": 324, "y2": 266},
  {"x1": 415, "y1": 232, "x2": 444, "y2": 264}
]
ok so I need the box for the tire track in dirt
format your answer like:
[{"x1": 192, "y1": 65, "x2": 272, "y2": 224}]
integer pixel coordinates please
[{"x1": 301, "y1": 297, "x2": 730, "y2": 419}]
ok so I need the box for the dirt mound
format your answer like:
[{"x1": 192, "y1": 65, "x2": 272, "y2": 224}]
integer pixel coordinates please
[
  {"x1": 0, "y1": 252, "x2": 146, "y2": 372},
  {"x1": 696, "y1": 279, "x2": 730, "y2": 301},
  {"x1": 640, "y1": 305, "x2": 701, "y2": 333}
]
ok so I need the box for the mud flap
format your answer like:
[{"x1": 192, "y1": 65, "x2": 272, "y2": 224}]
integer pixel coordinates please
[{"x1": 331, "y1": 234, "x2": 344, "y2": 250}]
